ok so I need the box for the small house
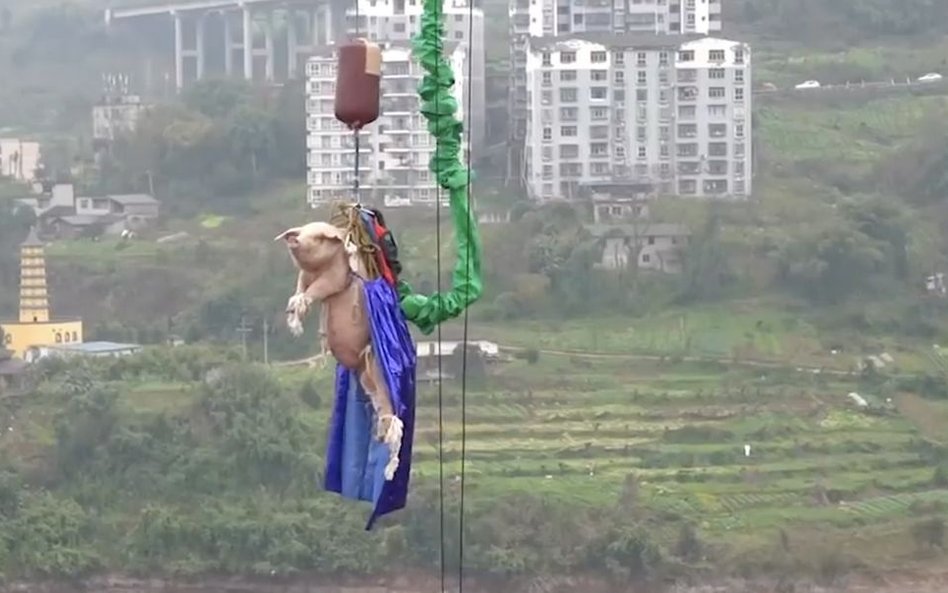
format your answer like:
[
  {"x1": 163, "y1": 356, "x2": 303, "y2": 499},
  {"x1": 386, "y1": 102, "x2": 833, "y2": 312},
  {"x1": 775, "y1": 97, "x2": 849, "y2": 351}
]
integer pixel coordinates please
[{"x1": 589, "y1": 223, "x2": 691, "y2": 274}]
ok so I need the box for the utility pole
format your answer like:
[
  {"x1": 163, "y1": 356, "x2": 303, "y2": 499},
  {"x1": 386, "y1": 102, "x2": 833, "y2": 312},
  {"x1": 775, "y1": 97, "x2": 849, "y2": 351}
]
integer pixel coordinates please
[
  {"x1": 236, "y1": 316, "x2": 252, "y2": 360},
  {"x1": 262, "y1": 318, "x2": 269, "y2": 365}
]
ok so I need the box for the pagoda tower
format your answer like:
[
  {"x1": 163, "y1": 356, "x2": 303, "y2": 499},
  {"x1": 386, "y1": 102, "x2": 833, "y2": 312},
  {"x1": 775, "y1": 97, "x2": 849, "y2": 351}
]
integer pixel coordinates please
[
  {"x1": 0, "y1": 227, "x2": 83, "y2": 359},
  {"x1": 18, "y1": 227, "x2": 49, "y2": 324}
]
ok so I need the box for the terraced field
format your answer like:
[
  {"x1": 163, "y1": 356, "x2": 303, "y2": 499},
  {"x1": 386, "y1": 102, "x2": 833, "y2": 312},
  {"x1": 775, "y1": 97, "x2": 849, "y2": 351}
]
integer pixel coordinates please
[{"x1": 407, "y1": 353, "x2": 948, "y2": 543}]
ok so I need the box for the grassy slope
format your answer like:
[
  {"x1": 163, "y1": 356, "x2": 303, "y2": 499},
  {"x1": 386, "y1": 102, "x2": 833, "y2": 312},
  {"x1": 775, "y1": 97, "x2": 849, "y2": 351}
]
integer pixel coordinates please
[{"x1": 5, "y1": 343, "x2": 944, "y2": 572}]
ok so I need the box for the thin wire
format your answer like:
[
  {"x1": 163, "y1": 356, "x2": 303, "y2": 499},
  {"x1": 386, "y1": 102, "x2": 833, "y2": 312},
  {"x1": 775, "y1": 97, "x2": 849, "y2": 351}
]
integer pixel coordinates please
[
  {"x1": 456, "y1": 0, "x2": 475, "y2": 591},
  {"x1": 432, "y1": 4, "x2": 447, "y2": 593},
  {"x1": 353, "y1": 1, "x2": 363, "y2": 204}
]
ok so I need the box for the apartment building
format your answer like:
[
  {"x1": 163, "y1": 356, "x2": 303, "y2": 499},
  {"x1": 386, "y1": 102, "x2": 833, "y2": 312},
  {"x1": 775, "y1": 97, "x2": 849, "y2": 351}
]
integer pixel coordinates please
[
  {"x1": 507, "y1": 0, "x2": 722, "y2": 185},
  {"x1": 524, "y1": 34, "x2": 751, "y2": 200},
  {"x1": 305, "y1": 44, "x2": 468, "y2": 206},
  {"x1": 343, "y1": 0, "x2": 486, "y2": 151}
]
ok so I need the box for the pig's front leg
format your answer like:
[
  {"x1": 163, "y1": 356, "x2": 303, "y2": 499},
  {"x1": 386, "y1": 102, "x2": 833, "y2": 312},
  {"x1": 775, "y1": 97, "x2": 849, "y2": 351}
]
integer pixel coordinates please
[{"x1": 286, "y1": 271, "x2": 310, "y2": 336}]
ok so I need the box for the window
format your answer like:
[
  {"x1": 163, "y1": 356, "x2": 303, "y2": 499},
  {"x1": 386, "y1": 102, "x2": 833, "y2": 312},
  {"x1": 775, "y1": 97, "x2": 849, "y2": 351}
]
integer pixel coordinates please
[
  {"x1": 660, "y1": 125, "x2": 670, "y2": 141},
  {"x1": 591, "y1": 51, "x2": 607, "y2": 63},
  {"x1": 708, "y1": 123, "x2": 727, "y2": 138},
  {"x1": 637, "y1": 126, "x2": 647, "y2": 141},
  {"x1": 614, "y1": 89, "x2": 625, "y2": 101},
  {"x1": 614, "y1": 70, "x2": 624, "y2": 84},
  {"x1": 591, "y1": 162, "x2": 610, "y2": 175},
  {"x1": 560, "y1": 144, "x2": 579, "y2": 159},
  {"x1": 559, "y1": 107, "x2": 578, "y2": 121},
  {"x1": 590, "y1": 125, "x2": 609, "y2": 139},
  {"x1": 541, "y1": 165, "x2": 553, "y2": 179},
  {"x1": 709, "y1": 87, "x2": 726, "y2": 98},
  {"x1": 561, "y1": 125, "x2": 577, "y2": 136},
  {"x1": 591, "y1": 107, "x2": 608, "y2": 120},
  {"x1": 542, "y1": 127, "x2": 552, "y2": 141},
  {"x1": 561, "y1": 51, "x2": 576, "y2": 64},
  {"x1": 542, "y1": 146, "x2": 553, "y2": 161},
  {"x1": 613, "y1": 50, "x2": 625, "y2": 65},
  {"x1": 679, "y1": 179, "x2": 697, "y2": 194},
  {"x1": 679, "y1": 50, "x2": 694, "y2": 62},
  {"x1": 678, "y1": 123, "x2": 697, "y2": 138},
  {"x1": 590, "y1": 142, "x2": 608, "y2": 157},
  {"x1": 560, "y1": 69, "x2": 577, "y2": 81},
  {"x1": 735, "y1": 48, "x2": 745, "y2": 64},
  {"x1": 542, "y1": 71, "x2": 552, "y2": 85},
  {"x1": 637, "y1": 146, "x2": 647, "y2": 158},
  {"x1": 708, "y1": 142, "x2": 728, "y2": 157},
  {"x1": 559, "y1": 87, "x2": 578, "y2": 102},
  {"x1": 659, "y1": 89, "x2": 670, "y2": 103},
  {"x1": 735, "y1": 87, "x2": 745, "y2": 101},
  {"x1": 637, "y1": 71, "x2": 647, "y2": 84},
  {"x1": 734, "y1": 143, "x2": 746, "y2": 157},
  {"x1": 659, "y1": 51, "x2": 669, "y2": 66},
  {"x1": 541, "y1": 90, "x2": 553, "y2": 104},
  {"x1": 677, "y1": 143, "x2": 698, "y2": 157},
  {"x1": 735, "y1": 123, "x2": 745, "y2": 138},
  {"x1": 637, "y1": 52, "x2": 647, "y2": 66},
  {"x1": 590, "y1": 87, "x2": 608, "y2": 100},
  {"x1": 679, "y1": 105, "x2": 696, "y2": 118},
  {"x1": 708, "y1": 105, "x2": 727, "y2": 117},
  {"x1": 709, "y1": 49, "x2": 725, "y2": 61},
  {"x1": 704, "y1": 179, "x2": 728, "y2": 194},
  {"x1": 709, "y1": 68, "x2": 725, "y2": 79},
  {"x1": 735, "y1": 69, "x2": 745, "y2": 83},
  {"x1": 591, "y1": 70, "x2": 608, "y2": 82},
  {"x1": 542, "y1": 52, "x2": 552, "y2": 66}
]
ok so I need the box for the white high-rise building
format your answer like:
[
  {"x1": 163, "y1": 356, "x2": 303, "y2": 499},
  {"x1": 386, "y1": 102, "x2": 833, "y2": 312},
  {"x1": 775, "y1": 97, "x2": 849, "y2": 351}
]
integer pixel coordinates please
[
  {"x1": 305, "y1": 43, "x2": 469, "y2": 206},
  {"x1": 508, "y1": 0, "x2": 724, "y2": 187},
  {"x1": 343, "y1": 0, "x2": 486, "y2": 151},
  {"x1": 524, "y1": 35, "x2": 751, "y2": 200}
]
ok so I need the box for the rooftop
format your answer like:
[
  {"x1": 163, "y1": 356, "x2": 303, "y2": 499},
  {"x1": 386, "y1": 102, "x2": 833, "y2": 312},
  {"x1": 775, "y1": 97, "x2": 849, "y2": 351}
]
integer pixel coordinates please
[
  {"x1": 529, "y1": 32, "x2": 706, "y2": 51},
  {"x1": 0, "y1": 357, "x2": 27, "y2": 376},
  {"x1": 47, "y1": 341, "x2": 143, "y2": 354},
  {"x1": 109, "y1": 193, "x2": 159, "y2": 206}
]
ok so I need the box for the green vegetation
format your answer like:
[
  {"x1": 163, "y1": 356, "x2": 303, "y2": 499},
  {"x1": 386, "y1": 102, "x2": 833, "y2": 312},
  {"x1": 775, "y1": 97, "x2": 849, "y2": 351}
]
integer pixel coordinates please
[
  {"x1": 0, "y1": 342, "x2": 944, "y2": 581},
  {"x1": 1, "y1": 0, "x2": 948, "y2": 586}
]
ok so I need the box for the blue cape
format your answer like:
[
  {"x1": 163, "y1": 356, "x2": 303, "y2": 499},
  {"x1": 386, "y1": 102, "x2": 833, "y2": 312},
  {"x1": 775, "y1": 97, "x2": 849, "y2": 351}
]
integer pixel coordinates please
[{"x1": 323, "y1": 278, "x2": 417, "y2": 530}]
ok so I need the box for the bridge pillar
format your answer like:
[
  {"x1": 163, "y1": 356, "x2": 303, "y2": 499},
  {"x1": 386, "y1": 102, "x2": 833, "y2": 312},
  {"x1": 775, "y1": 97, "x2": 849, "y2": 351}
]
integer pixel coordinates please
[
  {"x1": 224, "y1": 12, "x2": 234, "y2": 76},
  {"x1": 195, "y1": 13, "x2": 206, "y2": 80},
  {"x1": 264, "y1": 15, "x2": 274, "y2": 81},
  {"x1": 242, "y1": 7, "x2": 253, "y2": 80},
  {"x1": 173, "y1": 11, "x2": 184, "y2": 90}
]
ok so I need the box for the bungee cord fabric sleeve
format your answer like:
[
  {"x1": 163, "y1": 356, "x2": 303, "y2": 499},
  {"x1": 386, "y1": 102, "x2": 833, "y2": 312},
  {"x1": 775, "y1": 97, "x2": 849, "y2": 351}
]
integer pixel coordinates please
[{"x1": 399, "y1": 0, "x2": 483, "y2": 335}]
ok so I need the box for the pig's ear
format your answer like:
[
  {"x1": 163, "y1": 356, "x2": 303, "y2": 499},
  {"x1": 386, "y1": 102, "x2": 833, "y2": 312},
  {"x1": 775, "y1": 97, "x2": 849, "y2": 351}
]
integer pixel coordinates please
[{"x1": 275, "y1": 227, "x2": 302, "y2": 243}]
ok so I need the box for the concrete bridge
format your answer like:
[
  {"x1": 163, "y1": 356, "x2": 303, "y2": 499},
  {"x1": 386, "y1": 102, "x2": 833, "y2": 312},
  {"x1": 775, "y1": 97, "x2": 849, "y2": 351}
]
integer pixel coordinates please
[{"x1": 105, "y1": 0, "x2": 342, "y2": 90}]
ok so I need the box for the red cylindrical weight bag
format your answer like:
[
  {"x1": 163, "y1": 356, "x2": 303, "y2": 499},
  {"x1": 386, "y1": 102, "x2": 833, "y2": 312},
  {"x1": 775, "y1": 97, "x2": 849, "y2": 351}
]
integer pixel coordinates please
[{"x1": 334, "y1": 38, "x2": 382, "y2": 130}]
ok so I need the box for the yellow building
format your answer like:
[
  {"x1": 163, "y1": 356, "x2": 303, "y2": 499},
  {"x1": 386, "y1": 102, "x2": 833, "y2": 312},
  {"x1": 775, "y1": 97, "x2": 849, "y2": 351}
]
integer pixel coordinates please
[{"x1": 0, "y1": 228, "x2": 83, "y2": 359}]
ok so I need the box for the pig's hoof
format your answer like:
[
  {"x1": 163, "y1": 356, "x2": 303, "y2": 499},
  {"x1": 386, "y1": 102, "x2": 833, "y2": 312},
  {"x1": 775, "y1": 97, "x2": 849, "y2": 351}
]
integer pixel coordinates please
[
  {"x1": 287, "y1": 313, "x2": 304, "y2": 336},
  {"x1": 286, "y1": 293, "x2": 310, "y2": 317}
]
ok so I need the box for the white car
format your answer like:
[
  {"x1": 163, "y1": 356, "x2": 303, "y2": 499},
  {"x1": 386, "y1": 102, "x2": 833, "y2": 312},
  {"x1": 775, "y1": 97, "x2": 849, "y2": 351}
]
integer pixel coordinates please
[
  {"x1": 794, "y1": 80, "x2": 821, "y2": 90},
  {"x1": 918, "y1": 72, "x2": 943, "y2": 83}
]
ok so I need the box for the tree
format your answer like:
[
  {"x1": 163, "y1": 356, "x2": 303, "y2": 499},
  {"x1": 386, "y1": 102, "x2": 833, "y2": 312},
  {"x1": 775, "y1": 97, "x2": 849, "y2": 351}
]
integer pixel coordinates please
[
  {"x1": 912, "y1": 517, "x2": 945, "y2": 552},
  {"x1": 678, "y1": 206, "x2": 733, "y2": 303}
]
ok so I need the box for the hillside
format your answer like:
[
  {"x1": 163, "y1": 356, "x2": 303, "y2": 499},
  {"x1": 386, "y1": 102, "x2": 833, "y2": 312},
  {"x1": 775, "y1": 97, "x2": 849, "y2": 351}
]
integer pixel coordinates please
[
  {"x1": 0, "y1": 327, "x2": 944, "y2": 583},
  {"x1": 0, "y1": 0, "x2": 947, "y2": 587}
]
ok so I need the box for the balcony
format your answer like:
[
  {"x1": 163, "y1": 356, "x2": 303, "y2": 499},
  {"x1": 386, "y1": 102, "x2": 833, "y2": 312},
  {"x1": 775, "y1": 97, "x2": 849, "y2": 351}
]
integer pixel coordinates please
[{"x1": 677, "y1": 87, "x2": 698, "y2": 102}]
